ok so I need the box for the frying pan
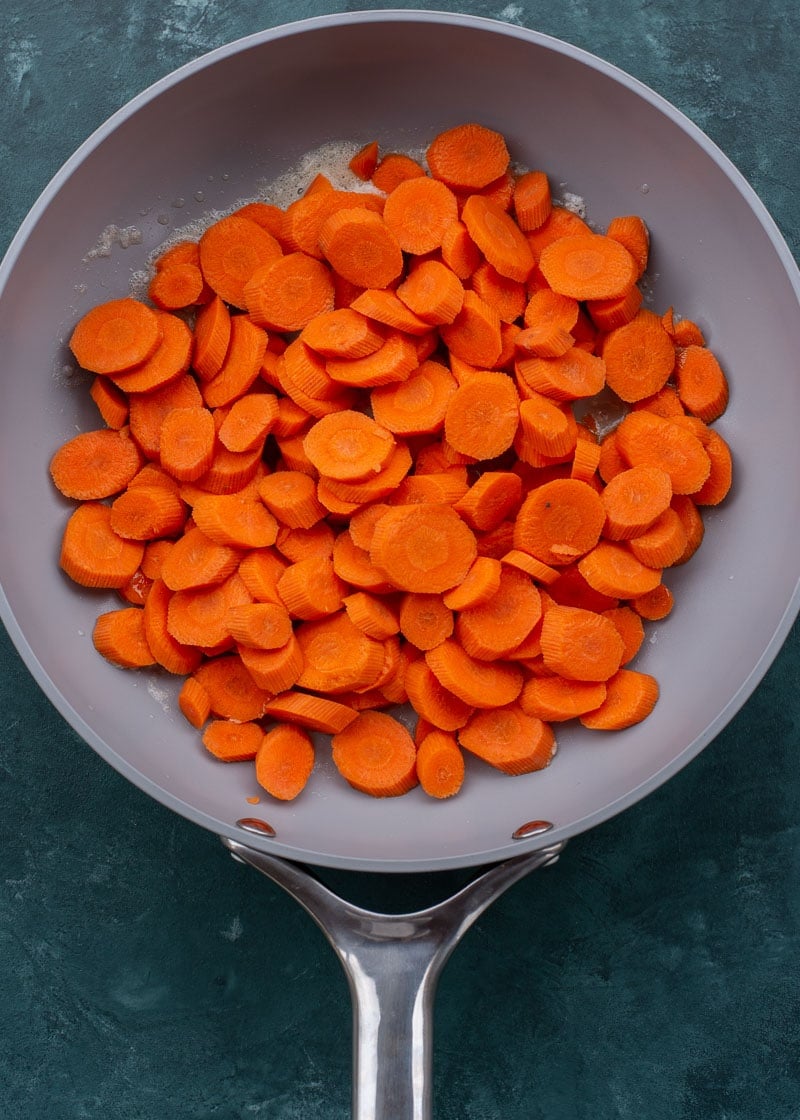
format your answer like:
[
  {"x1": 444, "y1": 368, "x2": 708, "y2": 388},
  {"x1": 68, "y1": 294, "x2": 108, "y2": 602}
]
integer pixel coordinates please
[{"x1": 1, "y1": 11, "x2": 799, "y2": 1118}]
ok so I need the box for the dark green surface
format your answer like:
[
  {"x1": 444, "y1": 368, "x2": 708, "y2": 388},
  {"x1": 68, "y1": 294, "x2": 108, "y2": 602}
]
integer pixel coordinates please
[{"x1": 1, "y1": 3, "x2": 799, "y2": 1118}]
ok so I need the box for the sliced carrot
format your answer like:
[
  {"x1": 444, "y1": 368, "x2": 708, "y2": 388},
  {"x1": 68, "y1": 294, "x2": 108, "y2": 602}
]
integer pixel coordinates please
[
  {"x1": 670, "y1": 495, "x2": 705, "y2": 565},
  {"x1": 238, "y1": 633, "x2": 304, "y2": 693},
  {"x1": 441, "y1": 220, "x2": 482, "y2": 279},
  {"x1": 319, "y1": 208, "x2": 404, "y2": 289},
  {"x1": 303, "y1": 410, "x2": 395, "y2": 481},
  {"x1": 326, "y1": 331, "x2": 419, "y2": 389},
  {"x1": 50, "y1": 428, "x2": 141, "y2": 501},
  {"x1": 275, "y1": 521, "x2": 336, "y2": 563},
  {"x1": 456, "y1": 566, "x2": 542, "y2": 660},
  {"x1": 89, "y1": 376, "x2": 129, "y2": 430},
  {"x1": 516, "y1": 346, "x2": 606, "y2": 402},
  {"x1": 674, "y1": 345, "x2": 729, "y2": 422},
  {"x1": 109, "y1": 312, "x2": 193, "y2": 394},
  {"x1": 614, "y1": 410, "x2": 711, "y2": 495},
  {"x1": 159, "y1": 405, "x2": 216, "y2": 482},
  {"x1": 443, "y1": 370, "x2": 520, "y2": 459},
  {"x1": 579, "y1": 668, "x2": 659, "y2": 730},
  {"x1": 167, "y1": 571, "x2": 252, "y2": 649},
  {"x1": 92, "y1": 606, "x2": 155, "y2": 669},
  {"x1": 301, "y1": 307, "x2": 385, "y2": 360},
  {"x1": 427, "y1": 123, "x2": 510, "y2": 190},
  {"x1": 149, "y1": 262, "x2": 205, "y2": 310},
  {"x1": 396, "y1": 260, "x2": 465, "y2": 325},
  {"x1": 318, "y1": 442, "x2": 412, "y2": 505},
  {"x1": 127, "y1": 373, "x2": 202, "y2": 460},
  {"x1": 193, "y1": 654, "x2": 272, "y2": 721},
  {"x1": 601, "y1": 465, "x2": 673, "y2": 540},
  {"x1": 539, "y1": 233, "x2": 637, "y2": 300},
  {"x1": 520, "y1": 674, "x2": 607, "y2": 721},
  {"x1": 512, "y1": 170, "x2": 552, "y2": 232},
  {"x1": 350, "y1": 287, "x2": 433, "y2": 335},
  {"x1": 231, "y1": 202, "x2": 290, "y2": 244},
  {"x1": 425, "y1": 639, "x2": 522, "y2": 708},
  {"x1": 525, "y1": 206, "x2": 592, "y2": 263},
  {"x1": 371, "y1": 152, "x2": 427, "y2": 193},
  {"x1": 601, "y1": 605, "x2": 645, "y2": 664},
  {"x1": 154, "y1": 240, "x2": 200, "y2": 271},
  {"x1": 513, "y1": 478, "x2": 605, "y2": 566},
  {"x1": 518, "y1": 394, "x2": 577, "y2": 459},
  {"x1": 453, "y1": 472, "x2": 523, "y2": 534},
  {"x1": 600, "y1": 309, "x2": 675, "y2": 403},
  {"x1": 237, "y1": 549, "x2": 287, "y2": 603},
  {"x1": 255, "y1": 470, "x2": 324, "y2": 530},
  {"x1": 439, "y1": 289, "x2": 502, "y2": 367},
  {"x1": 539, "y1": 603, "x2": 624, "y2": 682},
  {"x1": 370, "y1": 503, "x2": 476, "y2": 593},
  {"x1": 139, "y1": 577, "x2": 201, "y2": 674},
  {"x1": 343, "y1": 591, "x2": 400, "y2": 640},
  {"x1": 198, "y1": 214, "x2": 283, "y2": 308},
  {"x1": 349, "y1": 140, "x2": 380, "y2": 181},
  {"x1": 244, "y1": 251, "x2": 335, "y2": 332},
  {"x1": 191, "y1": 295, "x2": 232, "y2": 383},
  {"x1": 331, "y1": 710, "x2": 417, "y2": 797},
  {"x1": 253, "y1": 723, "x2": 315, "y2": 799},
  {"x1": 203, "y1": 719, "x2": 264, "y2": 762},
  {"x1": 387, "y1": 472, "x2": 468, "y2": 506},
  {"x1": 262, "y1": 693, "x2": 356, "y2": 736},
  {"x1": 547, "y1": 563, "x2": 619, "y2": 613},
  {"x1": 693, "y1": 429, "x2": 733, "y2": 506},
  {"x1": 586, "y1": 284, "x2": 643, "y2": 332},
  {"x1": 159, "y1": 526, "x2": 239, "y2": 591},
  {"x1": 370, "y1": 359, "x2": 457, "y2": 436},
  {"x1": 458, "y1": 703, "x2": 555, "y2": 775},
  {"x1": 276, "y1": 556, "x2": 348, "y2": 620},
  {"x1": 632, "y1": 582, "x2": 674, "y2": 620},
  {"x1": 217, "y1": 392, "x2": 278, "y2": 453},
  {"x1": 201, "y1": 315, "x2": 268, "y2": 409},
  {"x1": 416, "y1": 730, "x2": 465, "y2": 799},
  {"x1": 383, "y1": 176, "x2": 459, "y2": 254},
  {"x1": 195, "y1": 442, "x2": 263, "y2": 496},
  {"x1": 189, "y1": 493, "x2": 278, "y2": 550},
  {"x1": 59, "y1": 502, "x2": 145, "y2": 589},
  {"x1": 500, "y1": 550, "x2": 561, "y2": 585},
  {"x1": 110, "y1": 484, "x2": 186, "y2": 541},
  {"x1": 597, "y1": 429, "x2": 628, "y2": 484},
  {"x1": 70, "y1": 298, "x2": 162, "y2": 375},
  {"x1": 399, "y1": 592, "x2": 454, "y2": 651},
  {"x1": 178, "y1": 675, "x2": 211, "y2": 728},
  {"x1": 577, "y1": 540, "x2": 663, "y2": 598},
  {"x1": 296, "y1": 612, "x2": 385, "y2": 694},
  {"x1": 461, "y1": 194, "x2": 534, "y2": 283},
  {"x1": 606, "y1": 215, "x2": 650, "y2": 278}
]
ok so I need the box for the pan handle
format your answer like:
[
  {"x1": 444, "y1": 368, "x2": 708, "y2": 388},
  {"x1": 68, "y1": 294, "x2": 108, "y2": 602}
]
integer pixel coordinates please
[{"x1": 221, "y1": 837, "x2": 565, "y2": 1120}]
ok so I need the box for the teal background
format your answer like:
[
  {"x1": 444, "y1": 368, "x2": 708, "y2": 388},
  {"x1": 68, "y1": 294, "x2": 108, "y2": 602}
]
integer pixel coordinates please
[{"x1": 1, "y1": 3, "x2": 799, "y2": 1117}]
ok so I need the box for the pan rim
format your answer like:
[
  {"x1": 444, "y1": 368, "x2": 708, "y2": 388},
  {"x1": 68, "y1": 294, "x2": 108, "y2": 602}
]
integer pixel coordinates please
[{"x1": 1, "y1": 9, "x2": 799, "y2": 872}]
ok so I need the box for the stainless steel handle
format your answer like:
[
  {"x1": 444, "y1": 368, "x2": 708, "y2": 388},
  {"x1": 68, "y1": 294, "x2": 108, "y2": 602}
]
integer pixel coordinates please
[{"x1": 221, "y1": 838, "x2": 566, "y2": 1120}]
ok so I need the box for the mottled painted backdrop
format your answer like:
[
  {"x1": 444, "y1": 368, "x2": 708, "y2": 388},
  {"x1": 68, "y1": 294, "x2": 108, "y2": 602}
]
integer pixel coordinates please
[{"x1": 1, "y1": 2, "x2": 799, "y2": 1119}]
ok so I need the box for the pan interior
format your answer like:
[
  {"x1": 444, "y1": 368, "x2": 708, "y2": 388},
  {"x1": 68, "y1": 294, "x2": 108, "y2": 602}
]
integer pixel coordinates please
[{"x1": 1, "y1": 14, "x2": 799, "y2": 871}]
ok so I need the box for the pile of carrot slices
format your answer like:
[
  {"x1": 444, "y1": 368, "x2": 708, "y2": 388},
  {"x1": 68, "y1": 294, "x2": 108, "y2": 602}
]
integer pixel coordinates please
[{"x1": 50, "y1": 122, "x2": 732, "y2": 802}]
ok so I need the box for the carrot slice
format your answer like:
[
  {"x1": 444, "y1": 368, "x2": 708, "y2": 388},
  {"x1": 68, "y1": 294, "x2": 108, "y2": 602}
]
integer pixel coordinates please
[
  {"x1": 238, "y1": 634, "x2": 304, "y2": 693},
  {"x1": 383, "y1": 176, "x2": 459, "y2": 254},
  {"x1": 525, "y1": 206, "x2": 592, "y2": 263},
  {"x1": 198, "y1": 214, "x2": 283, "y2": 308},
  {"x1": 110, "y1": 313, "x2": 193, "y2": 394},
  {"x1": 513, "y1": 170, "x2": 552, "y2": 232},
  {"x1": 275, "y1": 522, "x2": 336, "y2": 563},
  {"x1": 370, "y1": 503, "x2": 477, "y2": 593},
  {"x1": 301, "y1": 307, "x2": 385, "y2": 360},
  {"x1": 614, "y1": 411, "x2": 711, "y2": 495},
  {"x1": 277, "y1": 556, "x2": 348, "y2": 620},
  {"x1": 632, "y1": 583, "x2": 674, "y2": 620},
  {"x1": 399, "y1": 592, "x2": 454, "y2": 651},
  {"x1": 149, "y1": 262, "x2": 205, "y2": 310},
  {"x1": 577, "y1": 541, "x2": 663, "y2": 598},
  {"x1": 579, "y1": 668, "x2": 659, "y2": 730},
  {"x1": 92, "y1": 606, "x2": 155, "y2": 669},
  {"x1": 217, "y1": 392, "x2": 278, "y2": 453},
  {"x1": 191, "y1": 493, "x2": 279, "y2": 549},
  {"x1": 440, "y1": 290, "x2": 503, "y2": 367},
  {"x1": 244, "y1": 252, "x2": 335, "y2": 333},
  {"x1": 674, "y1": 345, "x2": 729, "y2": 423},
  {"x1": 461, "y1": 194, "x2": 535, "y2": 282},
  {"x1": 50, "y1": 428, "x2": 141, "y2": 501},
  {"x1": 370, "y1": 359, "x2": 457, "y2": 436},
  {"x1": 416, "y1": 730, "x2": 465, "y2": 799},
  {"x1": 371, "y1": 152, "x2": 427, "y2": 193},
  {"x1": 601, "y1": 465, "x2": 673, "y2": 540},
  {"x1": 303, "y1": 410, "x2": 396, "y2": 481},
  {"x1": 350, "y1": 287, "x2": 433, "y2": 335},
  {"x1": 601, "y1": 309, "x2": 676, "y2": 402},
  {"x1": 453, "y1": 472, "x2": 523, "y2": 534},
  {"x1": 441, "y1": 220, "x2": 482, "y2": 279},
  {"x1": 516, "y1": 347, "x2": 606, "y2": 402},
  {"x1": 425, "y1": 639, "x2": 523, "y2": 708},
  {"x1": 586, "y1": 284, "x2": 643, "y2": 332},
  {"x1": 296, "y1": 613, "x2": 385, "y2": 693},
  {"x1": 60, "y1": 502, "x2": 145, "y2": 589},
  {"x1": 455, "y1": 565, "x2": 542, "y2": 660},
  {"x1": 319, "y1": 208, "x2": 404, "y2": 289},
  {"x1": 343, "y1": 591, "x2": 400, "y2": 640},
  {"x1": 70, "y1": 298, "x2": 162, "y2": 375},
  {"x1": 518, "y1": 394, "x2": 577, "y2": 459},
  {"x1": 520, "y1": 675, "x2": 607, "y2": 721},
  {"x1": 602, "y1": 605, "x2": 645, "y2": 664},
  {"x1": 256, "y1": 470, "x2": 325, "y2": 530},
  {"x1": 693, "y1": 429, "x2": 733, "y2": 506},
  {"x1": 254, "y1": 723, "x2": 316, "y2": 799},
  {"x1": 193, "y1": 654, "x2": 272, "y2": 721},
  {"x1": 539, "y1": 233, "x2": 637, "y2": 300},
  {"x1": 325, "y1": 331, "x2": 419, "y2": 389},
  {"x1": 178, "y1": 675, "x2": 212, "y2": 728},
  {"x1": 264, "y1": 692, "x2": 358, "y2": 734},
  {"x1": 332, "y1": 710, "x2": 418, "y2": 797},
  {"x1": 201, "y1": 316, "x2": 268, "y2": 409},
  {"x1": 458, "y1": 704, "x2": 555, "y2": 775},
  {"x1": 203, "y1": 719, "x2": 264, "y2": 762},
  {"x1": 349, "y1": 140, "x2": 380, "y2": 181},
  {"x1": 110, "y1": 484, "x2": 186, "y2": 540},
  {"x1": 160, "y1": 526, "x2": 239, "y2": 591},
  {"x1": 539, "y1": 603, "x2": 624, "y2": 682},
  {"x1": 193, "y1": 295, "x2": 232, "y2": 382},
  {"x1": 606, "y1": 215, "x2": 650, "y2": 278},
  {"x1": 139, "y1": 577, "x2": 201, "y2": 674},
  {"x1": 513, "y1": 478, "x2": 605, "y2": 566},
  {"x1": 396, "y1": 260, "x2": 465, "y2": 325},
  {"x1": 89, "y1": 376, "x2": 129, "y2": 430},
  {"x1": 443, "y1": 370, "x2": 520, "y2": 459},
  {"x1": 159, "y1": 405, "x2": 216, "y2": 482},
  {"x1": 167, "y1": 572, "x2": 252, "y2": 648},
  {"x1": 427, "y1": 123, "x2": 510, "y2": 190},
  {"x1": 333, "y1": 529, "x2": 396, "y2": 593}
]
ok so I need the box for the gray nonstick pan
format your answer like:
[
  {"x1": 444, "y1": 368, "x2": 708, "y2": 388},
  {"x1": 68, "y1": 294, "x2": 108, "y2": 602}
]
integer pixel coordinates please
[{"x1": 1, "y1": 12, "x2": 799, "y2": 1119}]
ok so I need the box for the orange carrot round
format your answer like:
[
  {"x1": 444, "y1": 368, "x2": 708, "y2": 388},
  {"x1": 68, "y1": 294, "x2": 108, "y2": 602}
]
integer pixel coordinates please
[
  {"x1": 427, "y1": 123, "x2": 510, "y2": 190},
  {"x1": 50, "y1": 428, "x2": 141, "y2": 501},
  {"x1": 70, "y1": 298, "x2": 162, "y2": 375},
  {"x1": 539, "y1": 233, "x2": 637, "y2": 300},
  {"x1": 416, "y1": 730, "x2": 465, "y2": 799},
  {"x1": 331, "y1": 710, "x2": 418, "y2": 797},
  {"x1": 255, "y1": 723, "x2": 315, "y2": 799},
  {"x1": 383, "y1": 176, "x2": 459, "y2": 254},
  {"x1": 370, "y1": 503, "x2": 477, "y2": 593},
  {"x1": 458, "y1": 704, "x2": 555, "y2": 775}
]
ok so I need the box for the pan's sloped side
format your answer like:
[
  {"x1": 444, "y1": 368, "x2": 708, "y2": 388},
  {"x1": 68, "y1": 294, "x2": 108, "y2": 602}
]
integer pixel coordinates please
[{"x1": 1, "y1": 13, "x2": 799, "y2": 871}]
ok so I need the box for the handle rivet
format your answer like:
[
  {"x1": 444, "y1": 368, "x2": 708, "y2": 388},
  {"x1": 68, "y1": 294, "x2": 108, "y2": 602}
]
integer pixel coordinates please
[
  {"x1": 512, "y1": 820, "x2": 553, "y2": 840},
  {"x1": 236, "y1": 817, "x2": 277, "y2": 837}
]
